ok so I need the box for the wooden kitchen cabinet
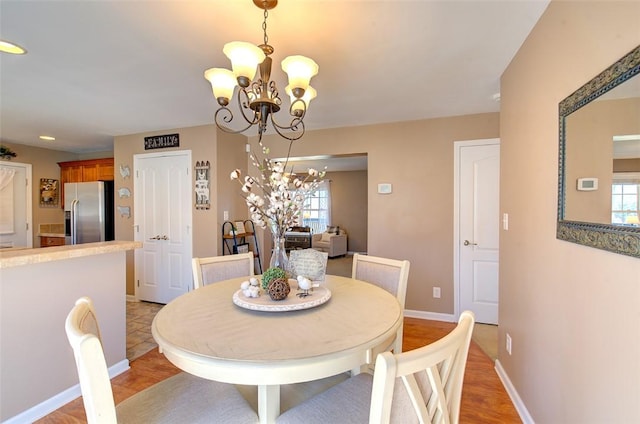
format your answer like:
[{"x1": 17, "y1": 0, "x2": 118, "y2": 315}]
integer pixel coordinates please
[
  {"x1": 58, "y1": 158, "x2": 114, "y2": 206},
  {"x1": 40, "y1": 236, "x2": 65, "y2": 247}
]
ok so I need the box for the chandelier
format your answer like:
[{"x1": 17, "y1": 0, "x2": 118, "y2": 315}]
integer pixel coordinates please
[{"x1": 204, "y1": 0, "x2": 318, "y2": 142}]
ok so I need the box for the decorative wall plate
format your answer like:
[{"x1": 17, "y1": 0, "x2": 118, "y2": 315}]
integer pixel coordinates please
[{"x1": 232, "y1": 285, "x2": 331, "y2": 312}]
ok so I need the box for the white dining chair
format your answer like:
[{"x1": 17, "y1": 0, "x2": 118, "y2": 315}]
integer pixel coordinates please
[
  {"x1": 65, "y1": 297, "x2": 258, "y2": 424},
  {"x1": 276, "y1": 311, "x2": 475, "y2": 424},
  {"x1": 192, "y1": 252, "x2": 254, "y2": 290},
  {"x1": 352, "y1": 253, "x2": 410, "y2": 354}
]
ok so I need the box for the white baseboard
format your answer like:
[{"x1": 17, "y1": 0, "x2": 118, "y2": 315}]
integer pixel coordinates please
[
  {"x1": 126, "y1": 294, "x2": 138, "y2": 302},
  {"x1": 495, "y1": 359, "x2": 535, "y2": 424},
  {"x1": 404, "y1": 309, "x2": 456, "y2": 322},
  {"x1": 2, "y1": 359, "x2": 130, "y2": 424}
]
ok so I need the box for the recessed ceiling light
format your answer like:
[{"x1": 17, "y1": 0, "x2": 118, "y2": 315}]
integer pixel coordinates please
[
  {"x1": 0, "y1": 40, "x2": 26, "y2": 55},
  {"x1": 39, "y1": 135, "x2": 55, "y2": 141}
]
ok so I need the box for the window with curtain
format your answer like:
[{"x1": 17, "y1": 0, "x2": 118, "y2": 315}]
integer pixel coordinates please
[
  {"x1": 612, "y1": 173, "x2": 640, "y2": 225},
  {"x1": 300, "y1": 181, "x2": 331, "y2": 233}
]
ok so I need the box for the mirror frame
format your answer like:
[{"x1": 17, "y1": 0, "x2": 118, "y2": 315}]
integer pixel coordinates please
[{"x1": 557, "y1": 45, "x2": 640, "y2": 258}]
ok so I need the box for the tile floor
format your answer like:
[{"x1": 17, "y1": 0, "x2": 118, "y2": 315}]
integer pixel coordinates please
[{"x1": 126, "y1": 300, "x2": 162, "y2": 360}]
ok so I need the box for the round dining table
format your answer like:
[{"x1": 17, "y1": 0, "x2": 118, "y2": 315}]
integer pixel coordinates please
[{"x1": 151, "y1": 274, "x2": 402, "y2": 424}]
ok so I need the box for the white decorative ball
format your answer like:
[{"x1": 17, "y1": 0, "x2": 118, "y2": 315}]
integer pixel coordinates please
[{"x1": 240, "y1": 281, "x2": 250, "y2": 290}]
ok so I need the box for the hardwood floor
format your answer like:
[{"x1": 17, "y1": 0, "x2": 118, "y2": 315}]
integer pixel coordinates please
[{"x1": 37, "y1": 317, "x2": 521, "y2": 423}]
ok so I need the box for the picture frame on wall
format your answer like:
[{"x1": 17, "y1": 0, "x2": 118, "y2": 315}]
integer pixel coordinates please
[{"x1": 39, "y1": 178, "x2": 59, "y2": 207}]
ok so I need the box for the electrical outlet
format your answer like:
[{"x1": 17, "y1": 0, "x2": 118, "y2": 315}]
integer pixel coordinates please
[
  {"x1": 433, "y1": 287, "x2": 441, "y2": 298},
  {"x1": 506, "y1": 333, "x2": 512, "y2": 355},
  {"x1": 223, "y1": 211, "x2": 229, "y2": 221},
  {"x1": 502, "y1": 213, "x2": 509, "y2": 231}
]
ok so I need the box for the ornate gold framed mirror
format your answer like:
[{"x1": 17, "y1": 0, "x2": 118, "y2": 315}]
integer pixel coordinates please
[{"x1": 557, "y1": 45, "x2": 640, "y2": 258}]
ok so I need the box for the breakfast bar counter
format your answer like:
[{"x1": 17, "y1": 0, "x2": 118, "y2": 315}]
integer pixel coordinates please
[
  {"x1": 0, "y1": 240, "x2": 141, "y2": 423},
  {"x1": 0, "y1": 240, "x2": 140, "y2": 268}
]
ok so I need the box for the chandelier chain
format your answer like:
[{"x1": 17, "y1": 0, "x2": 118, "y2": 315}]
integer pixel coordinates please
[{"x1": 262, "y1": 7, "x2": 269, "y2": 47}]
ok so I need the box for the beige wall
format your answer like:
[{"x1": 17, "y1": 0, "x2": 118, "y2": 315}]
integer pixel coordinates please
[
  {"x1": 500, "y1": 1, "x2": 640, "y2": 422},
  {"x1": 216, "y1": 131, "x2": 251, "y2": 256},
  {"x1": 327, "y1": 170, "x2": 368, "y2": 253},
  {"x1": 252, "y1": 113, "x2": 499, "y2": 313},
  {"x1": 0, "y1": 141, "x2": 81, "y2": 247}
]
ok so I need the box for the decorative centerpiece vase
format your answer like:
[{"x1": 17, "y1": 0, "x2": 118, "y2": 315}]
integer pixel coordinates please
[
  {"x1": 230, "y1": 139, "x2": 325, "y2": 277},
  {"x1": 270, "y1": 235, "x2": 289, "y2": 271}
]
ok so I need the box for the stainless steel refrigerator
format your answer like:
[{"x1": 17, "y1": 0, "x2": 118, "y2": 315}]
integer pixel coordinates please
[{"x1": 64, "y1": 181, "x2": 114, "y2": 245}]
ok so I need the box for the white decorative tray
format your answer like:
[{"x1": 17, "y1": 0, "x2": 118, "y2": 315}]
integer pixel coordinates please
[{"x1": 232, "y1": 285, "x2": 331, "y2": 312}]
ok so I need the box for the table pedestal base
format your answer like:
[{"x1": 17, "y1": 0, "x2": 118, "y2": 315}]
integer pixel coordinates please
[{"x1": 259, "y1": 384, "x2": 280, "y2": 424}]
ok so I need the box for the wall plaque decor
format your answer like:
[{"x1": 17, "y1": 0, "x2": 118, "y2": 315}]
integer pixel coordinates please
[
  {"x1": 119, "y1": 164, "x2": 130, "y2": 179},
  {"x1": 195, "y1": 160, "x2": 210, "y2": 210},
  {"x1": 144, "y1": 133, "x2": 179, "y2": 150},
  {"x1": 118, "y1": 187, "x2": 131, "y2": 198},
  {"x1": 117, "y1": 206, "x2": 131, "y2": 218},
  {"x1": 39, "y1": 178, "x2": 59, "y2": 207}
]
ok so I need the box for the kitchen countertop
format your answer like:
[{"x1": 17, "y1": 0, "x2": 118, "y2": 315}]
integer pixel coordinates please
[{"x1": 0, "y1": 240, "x2": 141, "y2": 269}]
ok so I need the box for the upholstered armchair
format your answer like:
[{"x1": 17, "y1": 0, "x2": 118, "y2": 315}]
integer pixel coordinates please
[{"x1": 312, "y1": 227, "x2": 347, "y2": 258}]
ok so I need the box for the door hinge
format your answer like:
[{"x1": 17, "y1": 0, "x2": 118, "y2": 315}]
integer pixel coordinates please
[
  {"x1": 26, "y1": 223, "x2": 29, "y2": 230},
  {"x1": 137, "y1": 279, "x2": 140, "y2": 287}
]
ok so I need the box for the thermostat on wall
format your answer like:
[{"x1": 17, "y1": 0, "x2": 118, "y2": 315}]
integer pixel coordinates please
[
  {"x1": 377, "y1": 183, "x2": 392, "y2": 194},
  {"x1": 577, "y1": 177, "x2": 598, "y2": 191}
]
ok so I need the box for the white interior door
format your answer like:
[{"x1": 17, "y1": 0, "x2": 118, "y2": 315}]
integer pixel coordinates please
[
  {"x1": 455, "y1": 139, "x2": 500, "y2": 324},
  {"x1": 134, "y1": 151, "x2": 192, "y2": 304},
  {"x1": 0, "y1": 162, "x2": 32, "y2": 249}
]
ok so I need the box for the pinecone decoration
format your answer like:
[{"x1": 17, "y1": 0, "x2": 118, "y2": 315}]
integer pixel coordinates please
[{"x1": 267, "y1": 278, "x2": 290, "y2": 301}]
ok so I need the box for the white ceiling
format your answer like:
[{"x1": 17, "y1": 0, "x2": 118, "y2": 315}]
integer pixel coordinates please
[{"x1": 0, "y1": 0, "x2": 550, "y2": 154}]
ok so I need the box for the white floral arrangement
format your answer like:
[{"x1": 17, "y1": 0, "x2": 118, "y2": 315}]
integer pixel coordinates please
[{"x1": 230, "y1": 141, "x2": 325, "y2": 240}]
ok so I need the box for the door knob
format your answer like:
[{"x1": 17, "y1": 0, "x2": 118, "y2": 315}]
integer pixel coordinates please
[{"x1": 463, "y1": 240, "x2": 478, "y2": 246}]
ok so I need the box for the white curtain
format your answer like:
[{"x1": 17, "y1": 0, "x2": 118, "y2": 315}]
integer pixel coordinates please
[
  {"x1": 0, "y1": 167, "x2": 16, "y2": 234},
  {"x1": 323, "y1": 181, "x2": 332, "y2": 228}
]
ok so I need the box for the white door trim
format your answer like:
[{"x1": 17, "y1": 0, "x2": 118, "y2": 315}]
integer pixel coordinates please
[{"x1": 453, "y1": 138, "x2": 500, "y2": 321}]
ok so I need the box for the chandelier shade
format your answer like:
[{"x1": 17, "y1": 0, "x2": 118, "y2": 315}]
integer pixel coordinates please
[
  {"x1": 286, "y1": 85, "x2": 316, "y2": 113},
  {"x1": 204, "y1": 0, "x2": 318, "y2": 142},
  {"x1": 204, "y1": 68, "x2": 237, "y2": 106},
  {"x1": 223, "y1": 41, "x2": 266, "y2": 85},
  {"x1": 281, "y1": 55, "x2": 319, "y2": 96}
]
